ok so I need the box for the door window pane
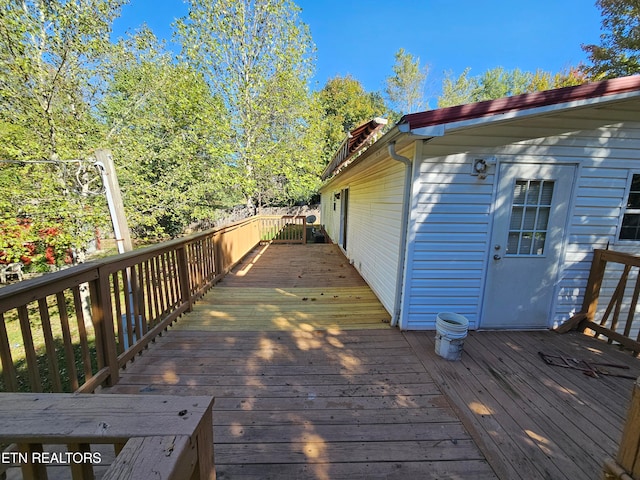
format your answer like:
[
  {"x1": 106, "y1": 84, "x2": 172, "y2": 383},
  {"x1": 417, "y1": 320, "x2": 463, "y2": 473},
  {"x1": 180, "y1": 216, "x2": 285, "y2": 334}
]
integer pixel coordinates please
[{"x1": 506, "y1": 180, "x2": 555, "y2": 256}]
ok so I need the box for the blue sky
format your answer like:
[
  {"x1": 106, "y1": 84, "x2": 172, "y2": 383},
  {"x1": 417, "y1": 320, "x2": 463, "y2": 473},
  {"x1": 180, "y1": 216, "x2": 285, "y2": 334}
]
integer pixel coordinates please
[{"x1": 112, "y1": 0, "x2": 603, "y2": 105}]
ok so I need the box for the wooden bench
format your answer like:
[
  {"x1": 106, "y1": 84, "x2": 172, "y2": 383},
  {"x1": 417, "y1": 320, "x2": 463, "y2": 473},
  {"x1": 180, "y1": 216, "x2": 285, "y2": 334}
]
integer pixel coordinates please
[
  {"x1": 0, "y1": 262, "x2": 23, "y2": 284},
  {"x1": 0, "y1": 393, "x2": 215, "y2": 480}
]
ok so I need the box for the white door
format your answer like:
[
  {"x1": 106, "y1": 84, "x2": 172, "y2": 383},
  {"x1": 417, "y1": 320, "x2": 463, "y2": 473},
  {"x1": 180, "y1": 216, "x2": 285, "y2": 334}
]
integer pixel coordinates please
[{"x1": 481, "y1": 162, "x2": 575, "y2": 329}]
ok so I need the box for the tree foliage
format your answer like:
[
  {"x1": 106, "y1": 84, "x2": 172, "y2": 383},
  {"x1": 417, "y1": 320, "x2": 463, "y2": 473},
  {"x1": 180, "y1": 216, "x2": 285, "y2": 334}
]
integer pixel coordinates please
[
  {"x1": 438, "y1": 66, "x2": 588, "y2": 108},
  {"x1": 0, "y1": 0, "x2": 126, "y2": 159},
  {"x1": 315, "y1": 75, "x2": 389, "y2": 164},
  {"x1": 582, "y1": 0, "x2": 640, "y2": 79},
  {"x1": 0, "y1": 0, "x2": 126, "y2": 264},
  {"x1": 100, "y1": 28, "x2": 236, "y2": 237},
  {"x1": 385, "y1": 48, "x2": 428, "y2": 115},
  {"x1": 177, "y1": 0, "x2": 321, "y2": 209}
]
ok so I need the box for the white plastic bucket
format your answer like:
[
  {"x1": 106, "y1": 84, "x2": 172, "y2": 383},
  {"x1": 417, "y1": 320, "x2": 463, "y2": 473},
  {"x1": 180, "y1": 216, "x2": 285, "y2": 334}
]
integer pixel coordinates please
[{"x1": 435, "y1": 312, "x2": 469, "y2": 361}]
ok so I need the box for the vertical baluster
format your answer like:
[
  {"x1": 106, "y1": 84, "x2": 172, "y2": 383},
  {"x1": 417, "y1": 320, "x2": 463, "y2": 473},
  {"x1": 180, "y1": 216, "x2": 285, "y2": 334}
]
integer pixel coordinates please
[
  {"x1": 135, "y1": 264, "x2": 147, "y2": 338},
  {"x1": 72, "y1": 286, "x2": 94, "y2": 382},
  {"x1": 19, "y1": 443, "x2": 48, "y2": 480},
  {"x1": 166, "y1": 253, "x2": 174, "y2": 309},
  {"x1": 150, "y1": 256, "x2": 162, "y2": 323},
  {"x1": 17, "y1": 305, "x2": 41, "y2": 392},
  {"x1": 0, "y1": 312, "x2": 18, "y2": 391},
  {"x1": 157, "y1": 255, "x2": 168, "y2": 314},
  {"x1": 56, "y1": 292, "x2": 79, "y2": 392},
  {"x1": 167, "y1": 250, "x2": 179, "y2": 308},
  {"x1": 196, "y1": 241, "x2": 204, "y2": 290},
  {"x1": 68, "y1": 443, "x2": 95, "y2": 480},
  {"x1": 153, "y1": 256, "x2": 165, "y2": 316},
  {"x1": 626, "y1": 272, "x2": 640, "y2": 339},
  {"x1": 120, "y1": 269, "x2": 134, "y2": 350},
  {"x1": 37, "y1": 298, "x2": 62, "y2": 392},
  {"x1": 143, "y1": 260, "x2": 155, "y2": 327},
  {"x1": 112, "y1": 273, "x2": 124, "y2": 354}
]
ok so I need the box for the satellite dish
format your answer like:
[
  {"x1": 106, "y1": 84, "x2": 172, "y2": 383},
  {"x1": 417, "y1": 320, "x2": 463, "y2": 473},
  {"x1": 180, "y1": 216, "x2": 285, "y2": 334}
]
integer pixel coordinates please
[{"x1": 306, "y1": 215, "x2": 317, "y2": 224}]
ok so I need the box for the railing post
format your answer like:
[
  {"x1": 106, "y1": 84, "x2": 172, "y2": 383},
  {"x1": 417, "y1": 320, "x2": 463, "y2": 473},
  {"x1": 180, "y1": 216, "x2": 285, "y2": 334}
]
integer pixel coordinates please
[
  {"x1": 302, "y1": 216, "x2": 307, "y2": 244},
  {"x1": 581, "y1": 249, "x2": 607, "y2": 330},
  {"x1": 89, "y1": 270, "x2": 119, "y2": 387},
  {"x1": 604, "y1": 377, "x2": 640, "y2": 479},
  {"x1": 177, "y1": 245, "x2": 193, "y2": 312},
  {"x1": 213, "y1": 230, "x2": 225, "y2": 276}
]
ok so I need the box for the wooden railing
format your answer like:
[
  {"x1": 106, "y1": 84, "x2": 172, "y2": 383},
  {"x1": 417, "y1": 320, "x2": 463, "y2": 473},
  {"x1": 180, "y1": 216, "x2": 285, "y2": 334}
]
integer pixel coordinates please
[
  {"x1": 0, "y1": 216, "x2": 263, "y2": 394},
  {"x1": 604, "y1": 377, "x2": 640, "y2": 480},
  {"x1": 557, "y1": 249, "x2": 640, "y2": 354},
  {"x1": 0, "y1": 392, "x2": 215, "y2": 480},
  {"x1": 258, "y1": 215, "x2": 307, "y2": 244}
]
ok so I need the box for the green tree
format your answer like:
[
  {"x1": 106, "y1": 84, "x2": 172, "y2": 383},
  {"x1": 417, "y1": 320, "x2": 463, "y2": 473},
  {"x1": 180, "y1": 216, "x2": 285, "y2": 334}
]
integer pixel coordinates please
[
  {"x1": 315, "y1": 75, "x2": 389, "y2": 163},
  {"x1": 0, "y1": 161, "x2": 108, "y2": 266},
  {"x1": 438, "y1": 67, "x2": 588, "y2": 108},
  {"x1": 0, "y1": 0, "x2": 124, "y2": 264},
  {"x1": 177, "y1": 0, "x2": 320, "y2": 209},
  {"x1": 582, "y1": 0, "x2": 640, "y2": 79},
  {"x1": 439, "y1": 68, "x2": 478, "y2": 108},
  {"x1": 100, "y1": 29, "x2": 236, "y2": 237},
  {"x1": 0, "y1": 0, "x2": 126, "y2": 160},
  {"x1": 385, "y1": 48, "x2": 428, "y2": 115}
]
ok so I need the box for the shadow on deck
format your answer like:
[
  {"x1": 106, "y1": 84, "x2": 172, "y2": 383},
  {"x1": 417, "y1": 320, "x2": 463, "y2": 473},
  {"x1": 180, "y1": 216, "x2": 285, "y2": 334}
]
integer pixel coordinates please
[{"x1": 105, "y1": 243, "x2": 639, "y2": 480}]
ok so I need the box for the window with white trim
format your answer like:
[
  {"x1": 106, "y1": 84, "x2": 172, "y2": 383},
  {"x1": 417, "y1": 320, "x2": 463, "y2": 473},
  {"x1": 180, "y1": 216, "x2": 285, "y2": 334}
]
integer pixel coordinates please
[
  {"x1": 620, "y1": 174, "x2": 640, "y2": 241},
  {"x1": 506, "y1": 180, "x2": 554, "y2": 256}
]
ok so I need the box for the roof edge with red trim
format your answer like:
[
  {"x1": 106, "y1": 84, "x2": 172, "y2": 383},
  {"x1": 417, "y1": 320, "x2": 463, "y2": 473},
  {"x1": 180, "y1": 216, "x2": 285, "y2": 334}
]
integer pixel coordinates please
[{"x1": 399, "y1": 75, "x2": 640, "y2": 131}]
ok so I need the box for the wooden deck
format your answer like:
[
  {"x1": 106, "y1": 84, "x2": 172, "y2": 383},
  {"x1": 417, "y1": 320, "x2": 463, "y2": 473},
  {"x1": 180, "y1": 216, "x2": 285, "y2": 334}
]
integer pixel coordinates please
[
  {"x1": 407, "y1": 330, "x2": 640, "y2": 480},
  {"x1": 104, "y1": 243, "x2": 640, "y2": 479}
]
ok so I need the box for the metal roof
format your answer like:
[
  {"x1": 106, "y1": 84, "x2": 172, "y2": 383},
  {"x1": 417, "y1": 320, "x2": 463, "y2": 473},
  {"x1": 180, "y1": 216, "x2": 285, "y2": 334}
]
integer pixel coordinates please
[
  {"x1": 398, "y1": 75, "x2": 640, "y2": 131},
  {"x1": 321, "y1": 75, "x2": 640, "y2": 185}
]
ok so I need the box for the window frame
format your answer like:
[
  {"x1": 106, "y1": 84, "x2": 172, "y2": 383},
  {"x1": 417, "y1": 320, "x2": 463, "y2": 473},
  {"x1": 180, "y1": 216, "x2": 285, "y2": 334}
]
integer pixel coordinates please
[
  {"x1": 505, "y1": 179, "x2": 555, "y2": 258},
  {"x1": 618, "y1": 172, "x2": 640, "y2": 242}
]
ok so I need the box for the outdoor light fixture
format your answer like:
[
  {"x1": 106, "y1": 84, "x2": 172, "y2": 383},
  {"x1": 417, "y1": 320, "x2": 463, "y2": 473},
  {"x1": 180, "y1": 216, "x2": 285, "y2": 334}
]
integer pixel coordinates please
[{"x1": 471, "y1": 157, "x2": 495, "y2": 180}]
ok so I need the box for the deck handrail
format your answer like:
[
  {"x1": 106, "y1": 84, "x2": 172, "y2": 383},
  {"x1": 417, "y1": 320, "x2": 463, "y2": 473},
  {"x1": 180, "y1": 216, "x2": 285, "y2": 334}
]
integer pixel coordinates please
[
  {"x1": 258, "y1": 215, "x2": 307, "y2": 243},
  {"x1": 0, "y1": 215, "x2": 305, "y2": 394},
  {"x1": 0, "y1": 392, "x2": 215, "y2": 480},
  {"x1": 558, "y1": 249, "x2": 640, "y2": 354}
]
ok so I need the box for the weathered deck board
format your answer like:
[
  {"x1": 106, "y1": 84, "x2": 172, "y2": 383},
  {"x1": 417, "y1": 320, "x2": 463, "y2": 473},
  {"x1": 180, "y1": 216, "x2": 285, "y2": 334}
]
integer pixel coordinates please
[
  {"x1": 105, "y1": 243, "x2": 498, "y2": 479},
  {"x1": 110, "y1": 327, "x2": 497, "y2": 479},
  {"x1": 102, "y1": 242, "x2": 640, "y2": 479},
  {"x1": 219, "y1": 243, "x2": 368, "y2": 288},
  {"x1": 181, "y1": 286, "x2": 390, "y2": 331},
  {"x1": 406, "y1": 329, "x2": 640, "y2": 480}
]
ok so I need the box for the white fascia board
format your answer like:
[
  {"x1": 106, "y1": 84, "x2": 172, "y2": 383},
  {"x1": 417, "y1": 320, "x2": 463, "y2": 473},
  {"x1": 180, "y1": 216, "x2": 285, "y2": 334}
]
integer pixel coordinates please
[
  {"x1": 439, "y1": 90, "x2": 640, "y2": 135},
  {"x1": 398, "y1": 123, "x2": 446, "y2": 137}
]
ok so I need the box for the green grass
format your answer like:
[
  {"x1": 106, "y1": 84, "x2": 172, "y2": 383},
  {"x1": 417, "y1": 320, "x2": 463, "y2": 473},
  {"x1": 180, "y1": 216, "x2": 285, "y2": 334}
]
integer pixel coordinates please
[{"x1": 0, "y1": 294, "x2": 98, "y2": 393}]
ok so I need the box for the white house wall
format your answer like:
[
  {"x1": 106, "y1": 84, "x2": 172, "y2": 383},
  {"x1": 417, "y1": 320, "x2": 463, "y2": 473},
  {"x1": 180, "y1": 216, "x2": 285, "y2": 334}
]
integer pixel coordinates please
[
  {"x1": 402, "y1": 149, "x2": 493, "y2": 330},
  {"x1": 320, "y1": 154, "x2": 408, "y2": 317},
  {"x1": 401, "y1": 117, "x2": 640, "y2": 330}
]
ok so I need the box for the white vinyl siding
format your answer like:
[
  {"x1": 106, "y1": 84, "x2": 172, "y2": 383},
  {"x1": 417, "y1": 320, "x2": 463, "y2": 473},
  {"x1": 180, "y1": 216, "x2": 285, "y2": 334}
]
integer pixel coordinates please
[
  {"x1": 402, "y1": 116, "x2": 640, "y2": 330},
  {"x1": 320, "y1": 155, "x2": 408, "y2": 316},
  {"x1": 401, "y1": 154, "x2": 494, "y2": 330}
]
